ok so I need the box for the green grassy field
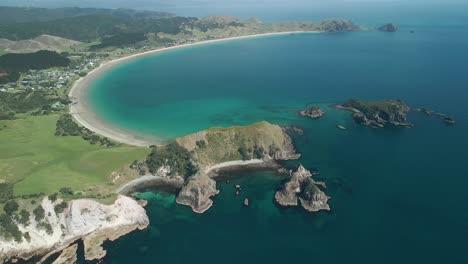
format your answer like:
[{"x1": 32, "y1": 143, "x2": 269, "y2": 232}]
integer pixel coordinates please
[{"x1": 0, "y1": 114, "x2": 149, "y2": 197}]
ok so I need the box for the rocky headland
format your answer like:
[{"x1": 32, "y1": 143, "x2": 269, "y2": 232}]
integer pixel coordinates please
[
  {"x1": 174, "y1": 121, "x2": 302, "y2": 213},
  {"x1": 275, "y1": 165, "x2": 330, "y2": 212},
  {"x1": 172, "y1": 123, "x2": 330, "y2": 213},
  {"x1": 334, "y1": 99, "x2": 414, "y2": 128},
  {"x1": 299, "y1": 105, "x2": 325, "y2": 119},
  {"x1": 0, "y1": 195, "x2": 148, "y2": 263}
]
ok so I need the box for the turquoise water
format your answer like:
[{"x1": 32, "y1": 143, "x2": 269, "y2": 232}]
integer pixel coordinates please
[{"x1": 86, "y1": 11, "x2": 468, "y2": 264}]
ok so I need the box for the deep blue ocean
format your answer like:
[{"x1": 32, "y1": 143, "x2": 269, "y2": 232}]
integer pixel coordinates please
[{"x1": 86, "y1": 3, "x2": 468, "y2": 263}]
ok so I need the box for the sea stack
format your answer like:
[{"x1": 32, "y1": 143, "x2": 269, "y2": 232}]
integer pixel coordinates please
[
  {"x1": 176, "y1": 172, "x2": 220, "y2": 213},
  {"x1": 378, "y1": 23, "x2": 398, "y2": 32},
  {"x1": 275, "y1": 165, "x2": 330, "y2": 212}
]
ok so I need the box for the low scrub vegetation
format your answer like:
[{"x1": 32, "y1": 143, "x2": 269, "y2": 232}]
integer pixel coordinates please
[{"x1": 56, "y1": 113, "x2": 117, "y2": 147}]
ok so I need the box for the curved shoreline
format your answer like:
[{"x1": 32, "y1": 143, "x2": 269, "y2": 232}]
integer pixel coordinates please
[{"x1": 69, "y1": 31, "x2": 320, "y2": 147}]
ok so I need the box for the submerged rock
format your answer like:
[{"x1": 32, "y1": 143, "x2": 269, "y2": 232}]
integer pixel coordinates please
[
  {"x1": 176, "y1": 172, "x2": 220, "y2": 213},
  {"x1": 275, "y1": 165, "x2": 330, "y2": 212},
  {"x1": 378, "y1": 23, "x2": 398, "y2": 32},
  {"x1": 443, "y1": 117, "x2": 456, "y2": 125}
]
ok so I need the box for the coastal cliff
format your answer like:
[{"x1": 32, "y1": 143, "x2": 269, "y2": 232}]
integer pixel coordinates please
[
  {"x1": 0, "y1": 195, "x2": 148, "y2": 263},
  {"x1": 275, "y1": 165, "x2": 330, "y2": 212}
]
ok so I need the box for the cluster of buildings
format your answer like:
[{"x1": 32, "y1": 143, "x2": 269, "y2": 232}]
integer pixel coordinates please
[
  {"x1": 0, "y1": 56, "x2": 103, "y2": 92},
  {"x1": 0, "y1": 35, "x2": 222, "y2": 93}
]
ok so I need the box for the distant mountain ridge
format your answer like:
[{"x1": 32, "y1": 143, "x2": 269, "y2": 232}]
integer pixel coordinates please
[
  {"x1": 0, "y1": 15, "x2": 195, "y2": 41},
  {"x1": 0, "y1": 6, "x2": 174, "y2": 24}
]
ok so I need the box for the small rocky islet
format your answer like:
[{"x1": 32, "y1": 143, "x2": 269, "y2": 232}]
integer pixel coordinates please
[
  {"x1": 275, "y1": 165, "x2": 330, "y2": 212},
  {"x1": 333, "y1": 99, "x2": 414, "y2": 128},
  {"x1": 333, "y1": 99, "x2": 456, "y2": 127},
  {"x1": 299, "y1": 105, "x2": 325, "y2": 119},
  {"x1": 378, "y1": 23, "x2": 398, "y2": 32}
]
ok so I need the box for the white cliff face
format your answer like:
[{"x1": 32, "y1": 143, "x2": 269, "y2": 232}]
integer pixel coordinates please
[
  {"x1": 65, "y1": 196, "x2": 148, "y2": 238},
  {"x1": 0, "y1": 195, "x2": 149, "y2": 262}
]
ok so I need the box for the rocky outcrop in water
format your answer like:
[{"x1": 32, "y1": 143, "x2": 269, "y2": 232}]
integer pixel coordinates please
[
  {"x1": 378, "y1": 23, "x2": 398, "y2": 32},
  {"x1": 275, "y1": 165, "x2": 330, "y2": 212},
  {"x1": 412, "y1": 107, "x2": 456, "y2": 125},
  {"x1": 299, "y1": 106, "x2": 325, "y2": 119},
  {"x1": 335, "y1": 99, "x2": 413, "y2": 128},
  {"x1": 176, "y1": 172, "x2": 220, "y2": 213},
  {"x1": 52, "y1": 244, "x2": 78, "y2": 264}
]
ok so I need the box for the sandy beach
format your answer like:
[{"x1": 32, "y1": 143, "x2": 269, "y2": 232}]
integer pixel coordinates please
[{"x1": 69, "y1": 31, "x2": 319, "y2": 147}]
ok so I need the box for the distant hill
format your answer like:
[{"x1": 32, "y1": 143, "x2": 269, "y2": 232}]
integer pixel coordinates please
[
  {"x1": 0, "y1": 35, "x2": 81, "y2": 53},
  {"x1": 0, "y1": 6, "x2": 173, "y2": 24},
  {"x1": 0, "y1": 15, "x2": 195, "y2": 41}
]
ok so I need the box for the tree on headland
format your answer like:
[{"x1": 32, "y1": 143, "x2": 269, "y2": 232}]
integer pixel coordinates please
[{"x1": 3, "y1": 200, "x2": 19, "y2": 216}]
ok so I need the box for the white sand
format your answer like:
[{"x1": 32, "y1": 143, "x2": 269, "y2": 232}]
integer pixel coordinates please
[
  {"x1": 69, "y1": 31, "x2": 320, "y2": 147},
  {"x1": 205, "y1": 159, "x2": 265, "y2": 173}
]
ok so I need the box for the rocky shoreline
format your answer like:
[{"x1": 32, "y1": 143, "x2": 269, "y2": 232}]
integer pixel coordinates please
[{"x1": 0, "y1": 195, "x2": 148, "y2": 264}]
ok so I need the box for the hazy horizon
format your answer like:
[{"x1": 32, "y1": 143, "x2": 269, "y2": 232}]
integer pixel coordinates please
[{"x1": 1, "y1": 0, "x2": 467, "y2": 24}]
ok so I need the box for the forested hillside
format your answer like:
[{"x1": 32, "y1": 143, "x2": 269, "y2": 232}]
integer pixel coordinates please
[
  {"x1": 0, "y1": 6, "x2": 173, "y2": 24},
  {"x1": 0, "y1": 50, "x2": 70, "y2": 83}
]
